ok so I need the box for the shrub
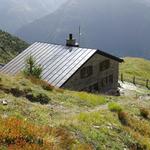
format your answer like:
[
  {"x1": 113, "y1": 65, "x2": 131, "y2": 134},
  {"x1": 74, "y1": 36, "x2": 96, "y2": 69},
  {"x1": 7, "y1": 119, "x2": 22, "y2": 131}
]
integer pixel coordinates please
[
  {"x1": 0, "y1": 117, "x2": 75, "y2": 149},
  {"x1": 26, "y1": 92, "x2": 50, "y2": 104},
  {"x1": 10, "y1": 87, "x2": 25, "y2": 97},
  {"x1": 27, "y1": 76, "x2": 42, "y2": 84},
  {"x1": 36, "y1": 93, "x2": 50, "y2": 104},
  {"x1": 27, "y1": 76, "x2": 54, "y2": 91},
  {"x1": 122, "y1": 112, "x2": 150, "y2": 149},
  {"x1": 23, "y1": 56, "x2": 42, "y2": 79},
  {"x1": 41, "y1": 81, "x2": 54, "y2": 91},
  {"x1": 140, "y1": 108, "x2": 149, "y2": 119},
  {"x1": 108, "y1": 102, "x2": 123, "y2": 112},
  {"x1": 118, "y1": 111, "x2": 128, "y2": 125}
]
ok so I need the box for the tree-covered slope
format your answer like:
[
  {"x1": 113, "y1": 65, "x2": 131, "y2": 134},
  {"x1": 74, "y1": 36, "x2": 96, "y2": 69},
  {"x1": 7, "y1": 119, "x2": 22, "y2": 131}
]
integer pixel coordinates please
[{"x1": 0, "y1": 30, "x2": 29, "y2": 63}]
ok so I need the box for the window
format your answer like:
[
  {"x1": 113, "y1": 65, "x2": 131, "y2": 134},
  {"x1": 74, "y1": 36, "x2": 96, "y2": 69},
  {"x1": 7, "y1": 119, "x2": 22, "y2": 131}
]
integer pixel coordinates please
[
  {"x1": 99, "y1": 60, "x2": 110, "y2": 72},
  {"x1": 80, "y1": 66, "x2": 93, "y2": 79}
]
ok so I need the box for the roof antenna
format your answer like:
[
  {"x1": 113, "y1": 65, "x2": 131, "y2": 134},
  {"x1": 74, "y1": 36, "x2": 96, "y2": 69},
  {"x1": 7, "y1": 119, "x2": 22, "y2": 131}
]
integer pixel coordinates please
[{"x1": 79, "y1": 25, "x2": 82, "y2": 47}]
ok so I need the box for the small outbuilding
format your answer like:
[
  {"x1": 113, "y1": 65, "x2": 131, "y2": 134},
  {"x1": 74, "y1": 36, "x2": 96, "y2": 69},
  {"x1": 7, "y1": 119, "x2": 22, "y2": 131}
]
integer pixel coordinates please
[{"x1": 0, "y1": 34, "x2": 123, "y2": 93}]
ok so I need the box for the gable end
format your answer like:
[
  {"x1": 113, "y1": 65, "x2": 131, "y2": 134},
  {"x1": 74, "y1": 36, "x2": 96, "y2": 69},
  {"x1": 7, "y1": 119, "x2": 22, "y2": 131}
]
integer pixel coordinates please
[{"x1": 96, "y1": 50, "x2": 124, "y2": 63}]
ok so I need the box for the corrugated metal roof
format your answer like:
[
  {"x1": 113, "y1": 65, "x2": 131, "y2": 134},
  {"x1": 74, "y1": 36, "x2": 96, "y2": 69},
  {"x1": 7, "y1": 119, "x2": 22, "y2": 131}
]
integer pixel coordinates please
[{"x1": 0, "y1": 42, "x2": 96, "y2": 87}]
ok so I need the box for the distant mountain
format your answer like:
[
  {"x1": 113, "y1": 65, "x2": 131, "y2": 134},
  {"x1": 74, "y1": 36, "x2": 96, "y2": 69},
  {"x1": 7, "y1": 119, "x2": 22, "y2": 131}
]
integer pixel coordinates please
[
  {"x1": 0, "y1": 30, "x2": 28, "y2": 63},
  {"x1": 17, "y1": 0, "x2": 150, "y2": 59},
  {"x1": 0, "y1": 0, "x2": 67, "y2": 33}
]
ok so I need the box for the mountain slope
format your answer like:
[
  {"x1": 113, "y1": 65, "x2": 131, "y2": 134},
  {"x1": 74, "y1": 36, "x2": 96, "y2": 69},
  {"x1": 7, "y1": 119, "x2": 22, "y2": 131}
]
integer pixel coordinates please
[
  {"x1": 17, "y1": 0, "x2": 150, "y2": 59},
  {"x1": 0, "y1": 0, "x2": 67, "y2": 33},
  {"x1": 0, "y1": 30, "x2": 29, "y2": 63},
  {"x1": 0, "y1": 68, "x2": 150, "y2": 149},
  {"x1": 120, "y1": 57, "x2": 150, "y2": 79}
]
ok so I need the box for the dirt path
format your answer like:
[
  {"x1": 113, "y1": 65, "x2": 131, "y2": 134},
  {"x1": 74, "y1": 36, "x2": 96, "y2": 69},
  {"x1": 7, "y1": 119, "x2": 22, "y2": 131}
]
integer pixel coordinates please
[
  {"x1": 83, "y1": 104, "x2": 108, "y2": 113},
  {"x1": 48, "y1": 81, "x2": 150, "y2": 116}
]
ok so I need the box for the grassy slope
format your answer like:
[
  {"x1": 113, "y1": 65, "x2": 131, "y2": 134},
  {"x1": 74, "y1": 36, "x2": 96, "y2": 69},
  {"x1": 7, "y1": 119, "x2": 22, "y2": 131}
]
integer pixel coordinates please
[
  {"x1": 0, "y1": 30, "x2": 29, "y2": 64},
  {"x1": 120, "y1": 57, "x2": 150, "y2": 79},
  {"x1": 0, "y1": 73, "x2": 150, "y2": 149}
]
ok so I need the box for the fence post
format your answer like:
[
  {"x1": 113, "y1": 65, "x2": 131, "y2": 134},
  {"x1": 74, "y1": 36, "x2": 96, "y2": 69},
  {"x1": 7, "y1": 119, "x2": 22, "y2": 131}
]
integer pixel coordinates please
[
  {"x1": 146, "y1": 79, "x2": 149, "y2": 88},
  {"x1": 133, "y1": 76, "x2": 136, "y2": 85},
  {"x1": 121, "y1": 73, "x2": 123, "y2": 82}
]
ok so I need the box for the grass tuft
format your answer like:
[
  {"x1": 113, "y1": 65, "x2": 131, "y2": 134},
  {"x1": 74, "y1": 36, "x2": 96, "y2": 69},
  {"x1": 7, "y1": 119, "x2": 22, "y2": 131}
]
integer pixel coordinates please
[
  {"x1": 118, "y1": 111, "x2": 128, "y2": 125},
  {"x1": 74, "y1": 92, "x2": 106, "y2": 107},
  {"x1": 108, "y1": 102, "x2": 123, "y2": 112},
  {"x1": 140, "y1": 108, "x2": 149, "y2": 119}
]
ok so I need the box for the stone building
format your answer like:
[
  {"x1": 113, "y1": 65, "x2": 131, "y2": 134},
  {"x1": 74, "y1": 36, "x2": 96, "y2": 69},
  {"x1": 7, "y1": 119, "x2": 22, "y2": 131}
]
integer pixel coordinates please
[{"x1": 0, "y1": 34, "x2": 123, "y2": 93}]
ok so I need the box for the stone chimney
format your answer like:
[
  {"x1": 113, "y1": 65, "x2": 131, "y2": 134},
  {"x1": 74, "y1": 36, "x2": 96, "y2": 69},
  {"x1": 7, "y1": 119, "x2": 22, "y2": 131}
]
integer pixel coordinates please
[{"x1": 66, "y1": 34, "x2": 79, "y2": 47}]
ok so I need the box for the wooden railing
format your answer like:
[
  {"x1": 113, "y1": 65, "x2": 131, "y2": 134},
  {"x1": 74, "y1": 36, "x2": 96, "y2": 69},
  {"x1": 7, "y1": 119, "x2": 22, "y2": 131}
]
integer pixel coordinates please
[{"x1": 120, "y1": 73, "x2": 149, "y2": 89}]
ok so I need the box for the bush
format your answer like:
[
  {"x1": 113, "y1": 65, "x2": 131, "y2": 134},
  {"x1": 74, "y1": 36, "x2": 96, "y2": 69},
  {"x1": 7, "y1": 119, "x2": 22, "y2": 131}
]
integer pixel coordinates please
[
  {"x1": 140, "y1": 108, "x2": 149, "y2": 119},
  {"x1": 23, "y1": 56, "x2": 42, "y2": 79},
  {"x1": 41, "y1": 81, "x2": 54, "y2": 91},
  {"x1": 108, "y1": 102, "x2": 123, "y2": 112},
  {"x1": 27, "y1": 76, "x2": 54, "y2": 91},
  {"x1": 26, "y1": 92, "x2": 50, "y2": 104},
  {"x1": 0, "y1": 117, "x2": 75, "y2": 149},
  {"x1": 10, "y1": 87, "x2": 25, "y2": 97},
  {"x1": 118, "y1": 111, "x2": 128, "y2": 125},
  {"x1": 36, "y1": 93, "x2": 50, "y2": 104}
]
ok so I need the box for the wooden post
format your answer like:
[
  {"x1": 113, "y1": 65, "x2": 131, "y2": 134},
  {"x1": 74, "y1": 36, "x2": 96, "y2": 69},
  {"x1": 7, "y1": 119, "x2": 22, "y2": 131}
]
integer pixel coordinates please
[
  {"x1": 121, "y1": 74, "x2": 123, "y2": 82},
  {"x1": 133, "y1": 76, "x2": 136, "y2": 85},
  {"x1": 146, "y1": 79, "x2": 149, "y2": 88}
]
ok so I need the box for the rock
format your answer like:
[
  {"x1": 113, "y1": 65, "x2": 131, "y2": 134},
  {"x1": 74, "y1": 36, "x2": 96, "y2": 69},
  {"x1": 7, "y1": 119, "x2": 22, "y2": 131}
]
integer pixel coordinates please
[
  {"x1": 2, "y1": 100, "x2": 8, "y2": 105},
  {"x1": 93, "y1": 125, "x2": 100, "y2": 129},
  {"x1": 2, "y1": 114, "x2": 8, "y2": 118},
  {"x1": 107, "y1": 125, "x2": 113, "y2": 130}
]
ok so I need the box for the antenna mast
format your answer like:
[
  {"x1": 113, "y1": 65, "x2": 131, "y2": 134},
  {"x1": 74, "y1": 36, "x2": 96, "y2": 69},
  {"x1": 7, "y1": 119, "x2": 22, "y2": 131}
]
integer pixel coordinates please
[{"x1": 79, "y1": 25, "x2": 81, "y2": 46}]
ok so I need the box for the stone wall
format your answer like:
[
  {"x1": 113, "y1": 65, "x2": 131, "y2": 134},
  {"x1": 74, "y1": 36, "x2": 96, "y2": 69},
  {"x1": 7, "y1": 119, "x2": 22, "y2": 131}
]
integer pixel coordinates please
[{"x1": 62, "y1": 53, "x2": 119, "y2": 93}]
